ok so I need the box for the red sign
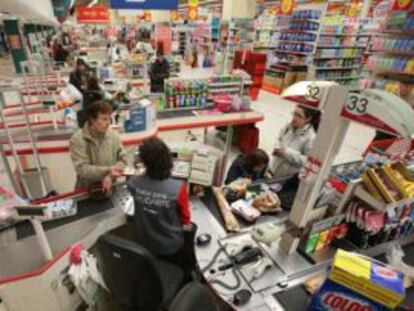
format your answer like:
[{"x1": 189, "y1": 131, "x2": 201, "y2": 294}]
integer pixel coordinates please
[
  {"x1": 280, "y1": 0, "x2": 295, "y2": 15},
  {"x1": 393, "y1": 0, "x2": 413, "y2": 10},
  {"x1": 76, "y1": 6, "x2": 109, "y2": 24}
]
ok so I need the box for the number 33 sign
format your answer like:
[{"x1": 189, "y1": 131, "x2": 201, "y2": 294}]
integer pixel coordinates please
[{"x1": 345, "y1": 93, "x2": 369, "y2": 115}]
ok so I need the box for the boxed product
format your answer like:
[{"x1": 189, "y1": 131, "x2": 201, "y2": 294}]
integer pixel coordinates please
[{"x1": 309, "y1": 250, "x2": 405, "y2": 310}]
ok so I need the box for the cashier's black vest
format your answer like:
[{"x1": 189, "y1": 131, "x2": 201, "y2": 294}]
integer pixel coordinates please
[{"x1": 127, "y1": 176, "x2": 184, "y2": 256}]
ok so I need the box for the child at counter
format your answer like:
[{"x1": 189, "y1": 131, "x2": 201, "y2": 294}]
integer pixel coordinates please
[{"x1": 225, "y1": 149, "x2": 270, "y2": 185}]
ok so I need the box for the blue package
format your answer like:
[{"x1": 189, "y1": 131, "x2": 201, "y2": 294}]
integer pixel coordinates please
[{"x1": 308, "y1": 280, "x2": 389, "y2": 311}]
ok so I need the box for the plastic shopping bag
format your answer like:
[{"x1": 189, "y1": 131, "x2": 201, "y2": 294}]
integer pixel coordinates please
[
  {"x1": 59, "y1": 84, "x2": 82, "y2": 103},
  {"x1": 68, "y1": 245, "x2": 107, "y2": 307}
]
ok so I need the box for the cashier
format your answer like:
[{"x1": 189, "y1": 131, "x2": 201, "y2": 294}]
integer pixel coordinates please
[
  {"x1": 225, "y1": 149, "x2": 270, "y2": 184},
  {"x1": 127, "y1": 138, "x2": 191, "y2": 260},
  {"x1": 69, "y1": 59, "x2": 89, "y2": 94},
  {"x1": 70, "y1": 101, "x2": 126, "y2": 192},
  {"x1": 271, "y1": 105, "x2": 320, "y2": 179}
]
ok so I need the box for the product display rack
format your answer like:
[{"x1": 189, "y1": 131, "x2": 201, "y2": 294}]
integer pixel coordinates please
[
  {"x1": 364, "y1": 7, "x2": 414, "y2": 106},
  {"x1": 225, "y1": 18, "x2": 255, "y2": 71},
  {"x1": 310, "y1": 16, "x2": 364, "y2": 86}
]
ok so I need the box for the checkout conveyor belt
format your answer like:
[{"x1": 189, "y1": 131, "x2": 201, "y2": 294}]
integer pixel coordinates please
[
  {"x1": 0, "y1": 198, "x2": 114, "y2": 240},
  {"x1": 274, "y1": 243, "x2": 414, "y2": 311}
]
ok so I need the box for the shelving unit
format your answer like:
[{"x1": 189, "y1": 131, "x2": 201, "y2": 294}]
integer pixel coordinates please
[
  {"x1": 310, "y1": 16, "x2": 365, "y2": 86},
  {"x1": 364, "y1": 8, "x2": 414, "y2": 106},
  {"x1": 225, "y1": 18, "x2": 255, "y2": 71}
]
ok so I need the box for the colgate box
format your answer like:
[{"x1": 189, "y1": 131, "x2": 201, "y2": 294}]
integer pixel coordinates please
[{"x1": 309, "y1": 249, "x2": 405, "y2": 310}]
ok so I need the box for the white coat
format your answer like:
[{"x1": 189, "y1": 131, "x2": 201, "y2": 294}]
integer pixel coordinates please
[{"x1": 270, "y1": 123, "x2": 316, "y2": 178}]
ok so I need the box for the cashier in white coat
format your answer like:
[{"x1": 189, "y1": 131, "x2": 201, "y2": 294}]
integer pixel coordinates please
[{"x1": 270, "y1": 105, "x2": 320, "y2": 179}]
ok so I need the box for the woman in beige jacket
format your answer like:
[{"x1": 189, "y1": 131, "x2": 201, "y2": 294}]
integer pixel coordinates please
[{"x1": 70, "y1": 101, "x2": 127, "y2": 192}]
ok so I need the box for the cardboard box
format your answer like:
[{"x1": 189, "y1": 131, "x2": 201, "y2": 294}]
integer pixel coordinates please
[{"x1": 309, "y1": 250, "x2": 405, "y2": 310}]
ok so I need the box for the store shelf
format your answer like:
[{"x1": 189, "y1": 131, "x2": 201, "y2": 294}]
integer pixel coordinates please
[
  {"x1": 313, "y1": 65, "x2": 361, "y2": 71},
  {"x1": 209, "y1": 82, "x2": 243, "y2": 87},
  {"x1": 278, "y1": 40, "x2": 315, "y2": 45},
  {"x1": 313, "y1": 56, "x2": 362, "y2": 60},
  {"x1": 290, "y1": 18, "x2": 320, "y2": 24},
  {"x1": 354, "y1": 185, "x2": 414, "y2": 212},
  {"x1": 209, "y1": 88, "x2": 241, "y2": 93},
  {"x1": 324, "y1": 75, "x2": 363, "y2": 81},
  {"x1": 383, "y1": 29, "x2": 414, "y2": 36},
  {"x1": 381, "y1": 50, "x2": 414, "y2": 57},
  {"x1": 317, "y1": 45, "x2": 366, "y2": 49},
  {"x1": 375, "y1": 69, "x2": 414, "y2": 77},
  {"x1": 274, "y1": 49, "x2": 311, "y2": 56},
  {"x1": 319, "y1": 33, "x2": 371, "y2": 37},
  {"x1": 279, "y1": 29, "x2": 318, "y2": 35}
]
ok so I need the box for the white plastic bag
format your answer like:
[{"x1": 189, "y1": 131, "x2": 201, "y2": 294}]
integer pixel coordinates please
[
  {"x1": 59, "y1": 83, "x2": 83, "y2": 103},
  {"x1": 68, "y1": 250, "x2": 107, "y2": 306}
]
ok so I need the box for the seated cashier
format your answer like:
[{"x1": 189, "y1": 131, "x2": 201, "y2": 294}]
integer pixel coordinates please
[
  {"x1": 70, "y1": 101, "x2": 126, "y2": 192},
  {"x1": 225, "y1": 149, "x2": 270, "y2": 185},
  {"x1": 127, "y1": 138, "x2": 191, "y2": 260},
  {"x1": 270, "y1": 105, "x2": 320, "y2": 180}
]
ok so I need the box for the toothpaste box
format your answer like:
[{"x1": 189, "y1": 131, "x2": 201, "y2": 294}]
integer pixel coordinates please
[{"x1": 308, "y1": 249, "x2": 405, "y2": 310}]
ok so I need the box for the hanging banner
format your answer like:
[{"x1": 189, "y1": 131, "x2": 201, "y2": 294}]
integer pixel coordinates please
[
  {"x1": 170, "y1": 11, "x2": 180, "y2": 22},
  {"x1": 392, "y1": 0, "x2": 413, "y2": 10},
  {"x1": 76, "y1": 6, "x2": 109, "y2": 24},
  {"x1": 188, "y1": 0, "x2": 198, "y2": 20},
  {"x1": 110, "y1": 0, "x2": 178, "y2": 10},
  {"x1": 144, "y1": 10, "x2": 152, "y2": 21},
  {"x1": 280, "y1": 0, "x2": 295, "y2": 15}
]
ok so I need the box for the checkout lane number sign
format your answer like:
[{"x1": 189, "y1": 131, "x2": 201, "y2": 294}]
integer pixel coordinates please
[{"x1": 345, "y1": 93, "x2": 369, "y2": 116}]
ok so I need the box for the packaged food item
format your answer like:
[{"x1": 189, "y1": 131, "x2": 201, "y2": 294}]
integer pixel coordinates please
[
  {"x1": 251, "y1": 190, "x2": 281, "y2": 213},
  {"x1": 309, "y1": 250, "x2": 405, "y2": 310}
]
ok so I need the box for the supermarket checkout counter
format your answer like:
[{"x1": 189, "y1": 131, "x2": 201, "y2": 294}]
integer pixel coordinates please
[{"x1": 0, "y1": 178, "x2": 413, "y2": 311}]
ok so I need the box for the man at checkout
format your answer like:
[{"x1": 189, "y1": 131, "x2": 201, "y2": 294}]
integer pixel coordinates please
[{"x1": 70, "y1": 101, "x2": 126, "y2": 193}]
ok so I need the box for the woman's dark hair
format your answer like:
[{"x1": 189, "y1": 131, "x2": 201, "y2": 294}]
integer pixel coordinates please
[
  {"x1": 76, "y1": 58, "x2": 87, "y2": 68},
  {"x1": 87, "y1": 76, "x2": 101, "y2": 91},
  {"x1": 139, "y1": 138, "x2": 173, "y2": 180},
  {"x1": 86, "y1": 100, "x2": 112, "y2": 120},
  {"x1": 245, "y1": 149, "x2": 269, "y2": 169},
  {"x1": 298, "y1": 105, "x2": 321, "y2": 131}
]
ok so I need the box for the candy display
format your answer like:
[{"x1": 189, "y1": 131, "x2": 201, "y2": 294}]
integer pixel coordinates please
[
  {"x1": 345, "y1": 200, "x2": 414, "y2": 249},
  {"x1": 303, "y1": 215, "x2": 348, "y2": 254},
  {"x1": 164, "y1": 80, "x2": 209, "y2": 110}
]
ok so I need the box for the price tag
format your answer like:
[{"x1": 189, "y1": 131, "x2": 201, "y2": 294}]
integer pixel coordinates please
[{"x1": 345, "y1": 93, "x2": 370, "y2": 116}]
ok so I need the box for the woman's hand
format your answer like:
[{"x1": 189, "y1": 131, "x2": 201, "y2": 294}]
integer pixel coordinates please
[
  {"x1": 102, "y1": 175, "x2": 113, "y2": 193},
  {"x1": 110, "y1": 162, "x2": 125, "y2": 177},
  {"x1": 272, "y1": 148, "x2": 286, "y2": 158}
]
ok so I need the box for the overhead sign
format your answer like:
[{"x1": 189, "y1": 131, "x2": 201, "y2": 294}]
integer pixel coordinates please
[
  {"x1": 188, "y1": 0, "x2": 198, "y2": 20},
  {"x1": 76, "y1": 6, "x2": 109, "y2": 24},
  {"x1": 280, "y1": 0, "x2": 295, "y2": 15},
  {"x1": 392, "y1": 0, "x2": 413, "y2": 10},
  {"x1": 110, "y1": 0, "x2": 178, "y2": 10}
]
